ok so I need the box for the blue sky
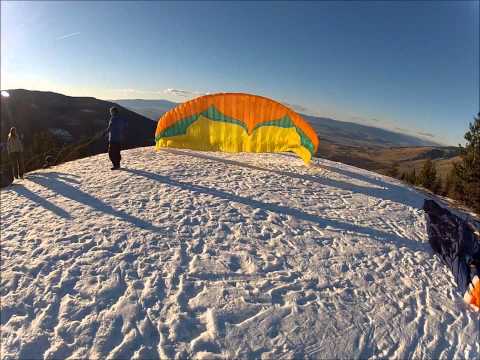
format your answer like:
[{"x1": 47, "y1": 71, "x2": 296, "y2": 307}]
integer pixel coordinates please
[{"x1": 1, "y1": 1, "x2": 478, "y2": 145}]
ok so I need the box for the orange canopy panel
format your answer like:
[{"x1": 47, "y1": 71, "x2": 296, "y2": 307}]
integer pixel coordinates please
[{"x1": 155, "y1": 93, "x2": 319, "y2": 163}]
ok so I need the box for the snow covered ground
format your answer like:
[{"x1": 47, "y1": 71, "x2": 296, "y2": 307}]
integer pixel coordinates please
[{"x1": 1, "y1": 147, "x2": 479, "y2": 359}]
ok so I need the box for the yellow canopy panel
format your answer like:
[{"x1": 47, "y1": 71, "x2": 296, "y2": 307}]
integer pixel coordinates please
[{"x1": 154, "y1": 93, "x2": 319, "y2": 163}]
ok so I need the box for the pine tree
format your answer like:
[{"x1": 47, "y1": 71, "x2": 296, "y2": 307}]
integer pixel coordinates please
[
  {"x1": 455, "y1": 113, "x2": 480, "y2": 212},
  {"x1": 407, "y1": 168, "x2": 417, "y2": 185},
  {"x1": 387, "y1": 163, "x2": 399, "y2": 178},
  {"x1": 444, "y1": 167, "x2": 454, "y2": 197},
  {"x1": 419, "y1": 159, "x2": 437, "y2": 190},
  {"x1": 445, "y1": 165, "x2": 462, "y2": 199},
  {"x1": 27, "y1": 131, "x2": 60, "y2": 171},
  {"x1": 432, "y1": 177, "x2": 442, "y2": 195}
]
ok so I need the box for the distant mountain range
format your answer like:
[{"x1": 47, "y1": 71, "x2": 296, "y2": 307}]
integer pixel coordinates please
[
  {"x1": 0, "y1": 90, "x2": 455, "y2": 178},
  {"x1": 304, "y1": 115, "x2": 442, "y2": 148},
  {"x1": 114, "y1": 97, "x2": 457, "y2": 180},
  {"x1": 113, "y1": 99, "x2": 178, "y2": 122},
  {"x1": 1, "y1": 90, "x2": 156, "y2": 169},
  {"x1": 113, "y1": 99, "x2": 442, "y2": 148}
]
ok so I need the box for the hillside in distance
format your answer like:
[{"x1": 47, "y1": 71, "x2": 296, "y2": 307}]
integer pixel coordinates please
[
  {"x1": 318, "y1": 140, "x2": 461, "y2": 179},
  {"x1": 112, "y1": 99, "x2": 460, "y2": 178},
  {"x1": 1, "y1": 90, "x2": 156, "y2": 168},
  {"x1": 114, "y1": 98, "x2": 457, "y2": 181},
  {"x1": 112, "y1": 99, "x2": 178, "y2": 122},
  {"x1": 304, "y1": 115, "x2": 442, "y2": 148},
  {"x1": 0, "y1": 90, "x2": 455, "y2": 178},
  {"x1": 114, "y1": 98, "x2": 442, "y2": 148}
]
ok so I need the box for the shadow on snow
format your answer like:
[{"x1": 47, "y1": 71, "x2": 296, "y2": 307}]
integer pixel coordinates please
[
  {"x1": 13, "y1": 160, "x2": 428, "y2": 254},
  {"x1": 124, "y1": 167, "x2": 429, "y2": 253},
  {"x1": 8, "y1": 184, "x2": 72, "y2": 219},
  {"x1": 162, "y1": 149, "x2": 425, "y2": 209},
  {"x1": 26, "y1": 172, "x2": 163, "y2": 233}
]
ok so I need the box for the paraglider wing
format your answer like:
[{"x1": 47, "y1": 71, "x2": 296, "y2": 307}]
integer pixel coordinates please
[
  {"x1": 423, "y1": 199, "x2": 480, "y2": 312},
  {"x1": 154, "y1": 93, "x2": 319, "y2": 163}
]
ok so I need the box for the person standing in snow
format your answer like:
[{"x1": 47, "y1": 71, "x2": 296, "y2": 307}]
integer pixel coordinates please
[
  {"x1": 7, "y1": 127, "x2": 25, "y2": 180},
  {"x1": 106, "y1": 106, "x2": 126, "y2": 170}
]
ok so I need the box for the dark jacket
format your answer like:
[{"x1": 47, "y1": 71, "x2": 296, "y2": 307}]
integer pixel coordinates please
[
  {"x1": 7, "y1": 135, "x2": 23, "y2": 154},
  {"x1": 1, "y1": 167, "x2": 13, "y2": 188},
  {"x1": 423, "y1": 199, "x2": 480, "y2": 295},
  {"x1": 107, "y1": 114, "x2": 126, "y2": 143}
]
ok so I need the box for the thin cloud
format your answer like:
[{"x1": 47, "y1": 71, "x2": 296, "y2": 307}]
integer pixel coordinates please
[
  {"x1": 117, "y1": 88, "x2": 158, "y2": 94},
  {"x1": 397, "y1": 127, "x2": 436, "y2": 139},
  {"x1": 417, "y1": 131, "x2": 435, "y2": 138},
  {"x1": 350, "y1": 115, "x2": 364, "y2": 121},
  {"x1": 114, "y1": 88, "x2": 171, "y2": 96},
  {"x1": 57, "y1": 32, "x2": 81, "y2": 40},
  {"x1": 350, "y1": 115, "x2": 371, "y2": 122},
  {"x1": 164, "y1": 88, "x2": 208, "y2": 98},
  {"x1": 112, "y1": 88, "x2": 209, "y2": 99},
  {"x1": 349, "y1": 115, "x2": 386, "y2": 126},
  {"x1": 281, "y1": 102, "x2": 309, "y2": 113}
]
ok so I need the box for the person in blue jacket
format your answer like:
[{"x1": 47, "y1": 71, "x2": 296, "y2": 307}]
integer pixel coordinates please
[{"x1": 106, "y1": 106, "x2": 126, "y2": 170}]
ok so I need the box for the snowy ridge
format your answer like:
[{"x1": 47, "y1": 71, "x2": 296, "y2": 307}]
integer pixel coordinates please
[{"x1": 1, "y1": 147, "x2": 479, "y2": 359}]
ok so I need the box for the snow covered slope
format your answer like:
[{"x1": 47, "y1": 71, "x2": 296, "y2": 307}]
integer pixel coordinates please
[{"x1": 1, "y1": 147, "x2": 478, "y2": 359}]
